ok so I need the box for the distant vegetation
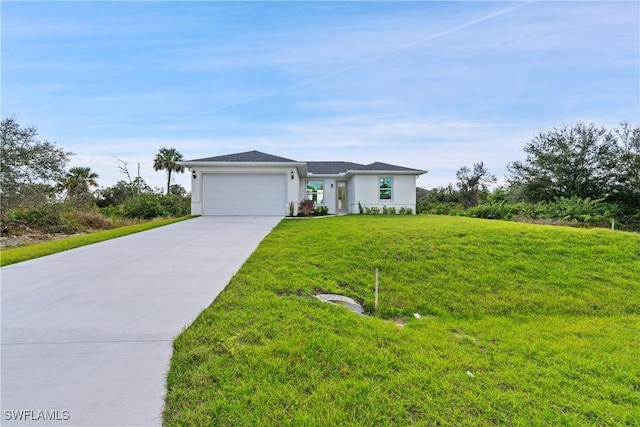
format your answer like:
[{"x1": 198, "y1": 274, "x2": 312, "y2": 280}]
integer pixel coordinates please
[
  {"x1": 418, "y1": 122, "x2": 640, "y2": 231},
  {"x1": 0, "y1": 116, "x2": 190, "y2": 242}
]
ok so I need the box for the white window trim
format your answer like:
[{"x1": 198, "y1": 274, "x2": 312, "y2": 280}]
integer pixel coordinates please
[
  {"x1": 306, "y1": 180, "x2": 325, "y2": 205},
  {"x1": 378, "y1": 177, "x2": 393, "y2": 201}
]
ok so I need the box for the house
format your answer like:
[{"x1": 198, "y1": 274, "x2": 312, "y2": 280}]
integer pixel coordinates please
[{"x1": 179, "y1": 151, "x2": 426, "y2": 216}]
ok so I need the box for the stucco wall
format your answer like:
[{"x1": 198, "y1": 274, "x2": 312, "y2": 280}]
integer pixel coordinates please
[
  {"x1": 189, "y1": 164, "x2": 418, "y2": 216},
  {"x1": 350, "y1": 174, "x2": 417, "y2": 213},
  {"x1": 298, "y1": 177, "x2": 339, "y2": 213}
]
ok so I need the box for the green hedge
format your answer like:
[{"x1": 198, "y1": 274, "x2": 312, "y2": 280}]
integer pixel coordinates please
[{"x1": 421, "y1": 197, "x2": 636, "y2": 230}]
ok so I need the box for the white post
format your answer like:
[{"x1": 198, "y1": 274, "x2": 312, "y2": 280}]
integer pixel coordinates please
[
  {"x1": 611, "y1": 220, "x2": 615, "y2": 231},
  {"x1": 375, "y1": 268, "x2": 379, "y2": 315}
]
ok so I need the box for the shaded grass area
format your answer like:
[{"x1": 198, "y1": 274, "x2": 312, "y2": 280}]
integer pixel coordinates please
[
  {"x1": 0, "y1": 215, "x2": 193, "y2": 266},
  {"x1": 164, "y1": 215, "x2": 640, "y2": 426}
]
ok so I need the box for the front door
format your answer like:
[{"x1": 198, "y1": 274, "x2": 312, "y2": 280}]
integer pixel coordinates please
[{"x1": 336, "y1": 181, "x2": 347, "y2": 213}]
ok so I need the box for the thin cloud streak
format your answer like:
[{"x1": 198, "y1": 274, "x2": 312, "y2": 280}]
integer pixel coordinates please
[
  {"x1": 2, "y1": 1, "x2": 637, "y2": 192},
  {"x1": 177, "y1": 1, "x2": 536, "y2": 121}
]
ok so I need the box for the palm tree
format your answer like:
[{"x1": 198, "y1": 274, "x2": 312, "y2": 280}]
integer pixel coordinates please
[
  {"x1": 61, "y1": 166, "x2": 99, "y2": 200},
  {"x1": 153, "y1": 147, "x2": 185, "y2": 194}
]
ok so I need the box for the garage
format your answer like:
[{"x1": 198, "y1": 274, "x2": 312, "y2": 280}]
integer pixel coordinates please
[{"x1": 202, "y1": 173, "x2": 286, "y2": 216}]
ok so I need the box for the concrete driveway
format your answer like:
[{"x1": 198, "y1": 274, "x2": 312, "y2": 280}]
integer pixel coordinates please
[{"x1": 1, "y1": 216, "x2": 281, "y2": 426}]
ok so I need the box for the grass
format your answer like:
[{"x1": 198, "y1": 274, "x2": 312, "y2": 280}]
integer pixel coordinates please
[
  {"x1": 0, "y1": 215, "x2": 193, "y2": 266},
  {"x1": 164, "y1": 215, "x2": 640, "y2": 426}
]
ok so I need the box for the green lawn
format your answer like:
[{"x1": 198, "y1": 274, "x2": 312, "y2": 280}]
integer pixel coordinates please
[
  {"x1": 0, "y1": 216, "x2": 193, "y2": 266},
  {"x1": 164, "y1": 215, "x2": 640, "y2": 426}
]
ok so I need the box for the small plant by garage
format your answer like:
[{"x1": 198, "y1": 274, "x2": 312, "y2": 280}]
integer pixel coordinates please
[{"x1": 298, "y1": 199, "x2": 315, "y2": 217}]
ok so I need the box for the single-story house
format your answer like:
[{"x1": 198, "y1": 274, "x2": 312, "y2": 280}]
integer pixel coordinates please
[{"x1": 179, "y1": 150, "x2": 426, "y2": 216}]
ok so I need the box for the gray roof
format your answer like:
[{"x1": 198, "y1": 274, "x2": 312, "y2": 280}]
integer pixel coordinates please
[
  {"x1": 189, "y1": 150, "x2": 297, "y2": 163},
  {"x1": 353, "y1": 162, "x2": 423, "y2": 172},
  {"x1": 307, "y1": 161, "x2": 422, "y2": 174},
  {"x1": 186, "y1": 151, "x2": 424, "y2": 174},
  {"x1": 306, "y1": 161, "x2": 364, "y2": 174}
]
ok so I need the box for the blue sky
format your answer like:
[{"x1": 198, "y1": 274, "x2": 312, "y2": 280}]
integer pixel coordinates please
[{"x1": 2, "y1": 1, "x2": 638, "y2": 191}]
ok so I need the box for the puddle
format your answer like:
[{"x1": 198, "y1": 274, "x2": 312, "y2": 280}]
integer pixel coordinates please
[{"x1": 315, "y1": 294, "x2": 366, "y2": 315}]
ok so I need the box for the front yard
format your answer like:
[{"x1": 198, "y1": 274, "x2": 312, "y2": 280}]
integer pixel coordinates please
[{"x1": 164, "y1": 215, "x2": 640, "y2": 426}]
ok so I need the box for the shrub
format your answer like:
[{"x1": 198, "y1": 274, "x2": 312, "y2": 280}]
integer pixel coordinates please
[
  {"x1": 532, "y1": 197, "x2": 618, "y2": 225},
  {"x1": 420, "y1": 202, "x2": 465, "y2": 216},
  {"x1": 314, "y1": 205, "x2": 329, "y2": 216},
  {"x1": 7, "y1": 204, "x2": 77, "y2": 234},
  {"x1": 299, "y1": 199, "x2": 314, "y2": 217},
  {"x1": 616, "y1": 212, "x2": 640, "y2": 231},
  {"x1": 8, "y1": 207, "x2": 50, "y2": 227},
  {"x1": 121, "y1": 194, "x2": 168, "y2": 219},
  {"x1": 358, "y1": 202, "x2": 364, "y2": 214},
  {"x1": 365, "y1": 206, "x2": 380, "y2": 215},
  {"x1": 100, "y1": 205, "x2": 122, "y2": 219},
  {"x1": 159, "y1": 194, "x2": 190, "y2": 217},
  {"x1": 381, "y1": 206, "x2": 397, "y2": 215},
  {"x1": 70, "y1": 209, "x2": 116, "y2": 230},
  {"x1": 5, "y1": 203, "x2": 117, "y2": 234},
  {"x1": 288, "y1": 201, "x2": 295, "y2": 217}
]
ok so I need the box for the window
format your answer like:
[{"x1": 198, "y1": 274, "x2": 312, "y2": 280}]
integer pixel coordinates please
[
  {"x1": 379, "y1": 177, "x2": 393, "y2": 200},
  {"x1": 307, "y1": 180, "x2": 324, "y2": 205}
]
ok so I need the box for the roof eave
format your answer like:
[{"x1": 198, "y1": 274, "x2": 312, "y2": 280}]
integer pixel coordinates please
[
  {"x1": 345, "y1": 169, "x2": 427, "y2": 177},
  {"x1": 305, "y1": 173, "x2": 349, "y2": 178},
  {"x1": 179, "y1": 160, "x2": 306, "y2": 168}
]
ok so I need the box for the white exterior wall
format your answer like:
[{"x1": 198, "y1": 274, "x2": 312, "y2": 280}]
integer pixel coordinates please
[
  {"x1": 347, "y1": 179, "x2": 356, "y2": 213},
  {"x1": 350, "y1": 174, "x2": 417, "y2": 213},
  {"x1": 324, "y1": 179, "x2": 336, "y2": 213},
  {"x1": 190, "y1": 165, "x2": 300, "y2": 216},
  {"x1": 190, "y1": 169, "x2": 203, "y2": 215},
  {"x1": 288, "y1": 168, "x2": 301, "y2": 216},
  {"x1": 299, "y1": 177, "x2": 338, "y2": 213},
  {"x1": 188, "y1": 162, "x2": 420, "y2": 216}
]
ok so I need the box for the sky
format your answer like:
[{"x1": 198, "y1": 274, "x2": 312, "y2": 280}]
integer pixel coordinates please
[{"x1": 2, "y1": 1, "x2": 639, "y2": 192}]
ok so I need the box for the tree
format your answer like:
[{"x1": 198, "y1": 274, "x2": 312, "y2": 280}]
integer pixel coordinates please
[
  {"x1": 456, "y1": 161, "x2": 496, "y2": 208},
  {"x1": 611, "y1": 122, "x2": 640, "y2": 209},
  {"x1": 132, "y1": 176, "x2": 153, "y2": 195},
  {"x1": 168, "y1": 183, "x2": 188, "y2": 197},
  {"x1": 60, "y1": 166, "x2": 99, "y2": 203},
  {"x1": 507, "y1": 122, "x2": 637, "y2": 207},
  {"x1": 96, "y1": 177, "x2": 154, "y2": 208},
  {"x1": 114, "y1": 156, "x2": 133, "y2": 184},
  {"x1": 96, "y1": 180, "x2": 136, "y2": 207},
  {"x1": 0, "y1": 116, "x2": 71, "y2": 212},
  {"x1": 153, "y1": 147, "x2": 185, "y2": 195}
]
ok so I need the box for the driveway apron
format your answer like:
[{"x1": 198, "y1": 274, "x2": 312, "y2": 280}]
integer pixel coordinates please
[{"x1": 1, "y1": 216, "x2": 281, "y2": 426}]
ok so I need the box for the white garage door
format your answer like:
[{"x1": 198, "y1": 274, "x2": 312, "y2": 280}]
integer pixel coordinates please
[{"x1": 202, "y1": 173, "x2": 286, "y2": 216}]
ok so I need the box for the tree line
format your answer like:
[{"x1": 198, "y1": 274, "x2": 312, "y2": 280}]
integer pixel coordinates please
[
  {"x1": 2, "y1": 116, "x2": 638, "y2": 235},
  {"x1": 419, "y1": 122, "x2": 640, "y2": 231},
  {"x1": 0, "y1": 117, "x2": 190, "y2": 236}
]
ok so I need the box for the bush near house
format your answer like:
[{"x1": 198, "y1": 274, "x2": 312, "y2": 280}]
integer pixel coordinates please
[
  {"x1": 296, "y1": 200, "x2": 330, "y2": 217},
  {"x1": 314, "y1": 205, "x2": 329, "y2": 216},
  {"x1": 358, "y1": 205, "x2": 413, "y2": 215},
  {"x1": 299, "y1": 199, "x2": 315, "y2": 217}
]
